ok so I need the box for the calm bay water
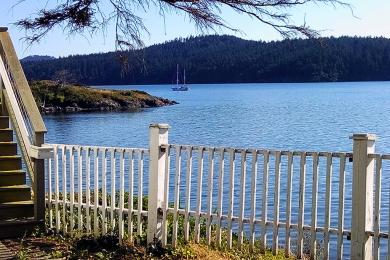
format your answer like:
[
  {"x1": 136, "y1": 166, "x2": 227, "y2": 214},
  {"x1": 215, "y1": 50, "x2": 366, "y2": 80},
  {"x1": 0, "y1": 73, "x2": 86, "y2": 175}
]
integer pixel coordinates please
[
  {"x1": 45, "y1": 82, "x2": 390, "y2": 152},
  {"x1": 44, "y1": 82, "x2": 390, "y2": 257}
]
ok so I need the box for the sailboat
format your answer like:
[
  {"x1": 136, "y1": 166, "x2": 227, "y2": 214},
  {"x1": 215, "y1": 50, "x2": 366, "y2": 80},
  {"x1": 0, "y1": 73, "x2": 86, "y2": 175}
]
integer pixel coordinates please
[{"x1": 171, "y1": 64, "x2": 189, "y2": 91}]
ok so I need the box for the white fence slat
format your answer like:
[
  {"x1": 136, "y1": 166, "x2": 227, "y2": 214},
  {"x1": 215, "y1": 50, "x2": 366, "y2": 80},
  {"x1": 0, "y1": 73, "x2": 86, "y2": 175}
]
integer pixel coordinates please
[
  {"x1": 227, "y1": 149, "x2": 236, "y2": 249},
  {"x1": 162, "y1": 147, "x2": 170, "y2": 247},
  {"x1": 216, "y1": 148, "x2": 225, "y2": 248},
  {"x1": 285, "y1": 152, "x2": 293, "y2": 257},
  {"x1": 137, "y1": 150, "x2": 144, "y2": 237},
  {"x1": 337, "y1": 154, "x2": 346, "y2": 259},
  {"x1": 47, "y1": 157, "x2": 53, "y2": 228},
  {"x1": 184, "y1": 147, "x2": 193, "y2": 242},
  {"x1": 62, "y1": 146, "x2": 67, "y2": 233},
  {"x1": 102, "y1": 149, "x2": 107, "y2": 235},
  {"x1": 272, "y1": 151, "x2": 281, "y2": 255},
  {"x1": 70, "y1": 147, "x2": 75, "y2": 233},
  {"x1": 86, "y1": 148, "x2": 91, "y2": 233},
  {"x1": 238, "y1": 151, "x2": 247, "y2": 247},
  {"x1": 310, "y1": 152, "x2": 319, "y2": 259},
  {"x1": 93, "y1": 148, "x2": 99, "y2": 236},
  {"x1": 77, "y1": 147, "x2": 83, "y2": 231},
  {"x1": 119, "y1": 150, "x2": 125, "y2": 243},
  {"x1": 388, "y1": 164, "x2": 390, "y2": 259},
  {"x1": 54, "y1": 146, "x2": 60, "y2": 232},
  {"x1": 110, "y1": 149, "x2": 116, "y2": 232},
  {"x1": 374, "y1": 155, "x2": 382, "y2": 259},
  {"x1": 260, "y1": 151, "x2": 270, "y2": 253},
  {"x1": 249, "y1": 150, "x2": 258, "y2": 250},
  {"x1": 172, "y1": 146, "x2": 182, "y2": 247},
  {"x1": 297, "y1": 152, "x2": 307, "y2": 258},
  {"x1": 207, "y1": 148, "x2": 215, "y2": 245},
  {"x1": 128, "y1": 150, "x2": 134, "y2": 241},
  {"x1": 195, "y1": 147, "x2": 205, "y2": 243},
  {"x1": 324, "y1": 153, "x2": 333, "y2": 259}
]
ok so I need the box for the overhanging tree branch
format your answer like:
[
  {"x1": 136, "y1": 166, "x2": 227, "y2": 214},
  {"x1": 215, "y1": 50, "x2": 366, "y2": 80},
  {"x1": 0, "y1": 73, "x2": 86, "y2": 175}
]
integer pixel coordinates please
[{"x1": 14, "y1": 0, "x2": 351, "y2": 50}]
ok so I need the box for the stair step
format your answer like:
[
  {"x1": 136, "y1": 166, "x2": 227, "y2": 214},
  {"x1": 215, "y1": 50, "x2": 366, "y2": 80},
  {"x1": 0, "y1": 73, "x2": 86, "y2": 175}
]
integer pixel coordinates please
[
  {"x1": 0, "y1": 200, "x2": 34, "y2": 220},
  {"x1": 0, "y1": 129, "x2": 13, "y2": 142},
  {"x1": 0, "y1": 219, "x2": 43, "y2": 239},
  {"x1": 0, "y1": 241, "x2": 15, "y2": 259},
  {"x1": 0, "y1": 156, "x2": 21, "y2": 171},
  {"x1": 0, "y1": 185, "x2": 31, "y2": 203},
  {"x1": 0, "y1": 170, "x2": 26, "y2": 186},
  {"x1": 0, "y1": 116, "x2": 9, "y2": 129},
  {"x1": 0, "y1": 142, "x2": 17, "y2": 156}
]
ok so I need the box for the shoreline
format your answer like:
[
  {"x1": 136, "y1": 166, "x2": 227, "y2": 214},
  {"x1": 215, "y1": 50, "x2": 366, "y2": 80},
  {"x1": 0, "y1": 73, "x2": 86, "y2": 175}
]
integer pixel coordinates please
[{"x1": 30, "y1": 80, "x2": 178, "y2": 114}]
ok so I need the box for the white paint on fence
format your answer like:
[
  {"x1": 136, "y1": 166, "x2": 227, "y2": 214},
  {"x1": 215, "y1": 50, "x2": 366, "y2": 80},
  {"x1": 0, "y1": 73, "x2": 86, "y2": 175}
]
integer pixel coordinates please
[{"x1": 44, "y1": 128, "x2": 390, "y2": 260}]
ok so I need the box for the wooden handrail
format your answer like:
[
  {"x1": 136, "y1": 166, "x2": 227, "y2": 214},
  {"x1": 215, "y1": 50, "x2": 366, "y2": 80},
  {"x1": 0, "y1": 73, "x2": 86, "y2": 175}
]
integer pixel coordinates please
[
  {"x1": 0, "y1": 29, "x2": 46, "y2": 136},
  {"x1": 0, "y1": 28, "x2": 48, "y2": 221}
]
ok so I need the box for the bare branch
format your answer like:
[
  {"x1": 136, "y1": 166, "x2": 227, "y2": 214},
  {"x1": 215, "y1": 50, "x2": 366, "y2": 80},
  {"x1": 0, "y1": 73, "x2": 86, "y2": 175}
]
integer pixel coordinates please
[{"x1": 14, "y1": 0, "x2": 352, "y2": 49}]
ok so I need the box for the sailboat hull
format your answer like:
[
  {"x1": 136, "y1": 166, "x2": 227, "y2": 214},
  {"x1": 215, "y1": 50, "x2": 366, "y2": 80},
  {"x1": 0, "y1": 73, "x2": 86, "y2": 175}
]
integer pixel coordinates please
[{"x1": 171, "y1": 86, "x2": 189, "y2": 91}]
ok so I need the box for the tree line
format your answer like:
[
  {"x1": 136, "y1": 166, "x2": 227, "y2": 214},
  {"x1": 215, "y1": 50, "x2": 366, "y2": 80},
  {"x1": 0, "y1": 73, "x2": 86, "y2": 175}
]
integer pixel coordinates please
[{"x1": 22, "y1": 35, "x2": 390, "y2": 85}]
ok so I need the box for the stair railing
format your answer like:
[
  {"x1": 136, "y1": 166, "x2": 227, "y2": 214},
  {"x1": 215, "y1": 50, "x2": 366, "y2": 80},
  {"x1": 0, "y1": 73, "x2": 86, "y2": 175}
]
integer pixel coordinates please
[{"x1": 0, "y1": 27, "x2": 52, "y2": 221}]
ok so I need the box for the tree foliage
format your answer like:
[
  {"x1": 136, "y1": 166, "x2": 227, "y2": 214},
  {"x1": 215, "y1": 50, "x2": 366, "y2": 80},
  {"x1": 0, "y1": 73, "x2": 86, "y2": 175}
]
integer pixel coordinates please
[
  {"x1": 15, "y1": 0, "x2": 350, "y2": 50},
  {"x1": 22, "y1": 35, "x2": 390, "y2": 84}
]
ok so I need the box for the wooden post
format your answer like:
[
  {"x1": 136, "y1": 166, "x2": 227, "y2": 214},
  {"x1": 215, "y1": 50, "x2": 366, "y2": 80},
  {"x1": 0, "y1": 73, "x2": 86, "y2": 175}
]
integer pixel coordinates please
[
  {"x1": 33, "y1": 132, "x2": 46, "y2": 221},
  {"x1": 0, "y1": 77, "x2": 6, "y2": 115},
  {"x1": 147, "y1": 123, "x2": 169, "y2": 244},
  {"x1": 351, "y1": 133, "x2": 376, "y2": 259}
]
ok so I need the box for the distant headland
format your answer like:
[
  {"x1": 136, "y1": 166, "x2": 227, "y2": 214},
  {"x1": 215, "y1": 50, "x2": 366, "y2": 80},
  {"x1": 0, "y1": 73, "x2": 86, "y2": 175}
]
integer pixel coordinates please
[
  {"x1": 22, "y1": 35, "x2": 390, "y2": 85},
  {"x1": 30, "y1": 80, "x2": 177, "y2": 114}
]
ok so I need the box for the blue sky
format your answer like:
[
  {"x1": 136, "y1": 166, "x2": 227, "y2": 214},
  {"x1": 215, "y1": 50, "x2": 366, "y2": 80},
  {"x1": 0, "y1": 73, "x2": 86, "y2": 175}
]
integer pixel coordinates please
[{"x1": 1, "y1": 0, "x2": 390, "y2": 58}]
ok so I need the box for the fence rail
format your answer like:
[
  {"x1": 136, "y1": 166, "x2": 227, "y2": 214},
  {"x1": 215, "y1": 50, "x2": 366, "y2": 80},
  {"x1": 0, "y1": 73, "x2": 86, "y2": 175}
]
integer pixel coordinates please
[{"x1": 45, "y1": 126, "x2": 390, "y2": 259}]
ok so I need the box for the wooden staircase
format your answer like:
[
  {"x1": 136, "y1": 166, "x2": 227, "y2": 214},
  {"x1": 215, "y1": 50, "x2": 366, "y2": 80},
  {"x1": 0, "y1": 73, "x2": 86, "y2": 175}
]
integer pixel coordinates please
[
  {"x1": 0, "y1": 28, "x2": 48, "y2": 239},
  {"x1": 0, "y1": 116, "x2": 41, "y2": 238}
]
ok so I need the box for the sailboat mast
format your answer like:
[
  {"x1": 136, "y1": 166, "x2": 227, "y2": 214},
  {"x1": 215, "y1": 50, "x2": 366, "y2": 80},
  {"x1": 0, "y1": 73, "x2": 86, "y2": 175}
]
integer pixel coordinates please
[{"x1": 176, "y1": 64, "x2": 179, "y2": 86}]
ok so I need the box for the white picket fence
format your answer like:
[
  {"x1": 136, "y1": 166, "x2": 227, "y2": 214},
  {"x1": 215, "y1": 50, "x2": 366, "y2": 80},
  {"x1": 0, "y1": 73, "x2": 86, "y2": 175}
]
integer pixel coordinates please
[
  {"x1": 45, "y1": 125, "x2": 389, "y2": 259},
  {"x1": 45, "y1": 144, "x2": 149, "y2": 243}
]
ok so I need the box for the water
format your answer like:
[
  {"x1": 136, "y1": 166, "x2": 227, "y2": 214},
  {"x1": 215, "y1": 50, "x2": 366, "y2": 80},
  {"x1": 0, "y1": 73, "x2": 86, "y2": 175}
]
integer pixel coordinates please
[
  {"x1": 44, "y1": 82, "x2": 390, "y2": 256},
  {"x1": 45, "y1": 82, "x2": 390, "y2": 152}
]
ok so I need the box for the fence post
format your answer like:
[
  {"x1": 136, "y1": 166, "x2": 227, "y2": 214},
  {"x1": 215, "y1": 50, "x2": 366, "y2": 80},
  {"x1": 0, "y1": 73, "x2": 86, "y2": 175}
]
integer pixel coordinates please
[
  {"x1": 33, "y1": 132, "x2": 46, "y2": 221},
  {"x1": 147, "y1": 123, "x2": 169, "y2": 244},
  {"x1": 351, "y1": 133, "x2": 376, "y2": 259}
]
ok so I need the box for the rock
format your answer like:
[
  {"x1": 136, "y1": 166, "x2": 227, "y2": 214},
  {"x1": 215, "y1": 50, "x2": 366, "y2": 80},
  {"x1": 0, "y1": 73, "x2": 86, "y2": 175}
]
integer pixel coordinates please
[{"x1": 30, "y1": 80, "x2": 178, "y2": 114}]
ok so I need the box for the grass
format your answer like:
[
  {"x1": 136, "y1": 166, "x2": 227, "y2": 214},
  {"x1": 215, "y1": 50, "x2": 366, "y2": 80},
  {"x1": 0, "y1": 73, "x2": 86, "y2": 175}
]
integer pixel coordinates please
[
  {"x1": 2, "y1": 192, "x2": 296, "y2": 259},
  {"x1": 3, "y1": 231, "x2": 292, "y2": 259}
]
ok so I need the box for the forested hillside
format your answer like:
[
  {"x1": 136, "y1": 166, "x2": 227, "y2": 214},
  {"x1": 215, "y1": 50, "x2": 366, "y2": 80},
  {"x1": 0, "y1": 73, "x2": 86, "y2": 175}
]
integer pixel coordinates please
[{"x1": 22, "y1": 35, "x2": 390, "y2": 85}]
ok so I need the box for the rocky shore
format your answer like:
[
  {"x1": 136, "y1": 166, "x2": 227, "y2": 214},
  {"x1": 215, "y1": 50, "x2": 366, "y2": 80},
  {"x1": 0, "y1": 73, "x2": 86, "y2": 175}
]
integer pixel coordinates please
[{"x1": 30, "y1": 80, "x2": 177, "y2": 114}]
